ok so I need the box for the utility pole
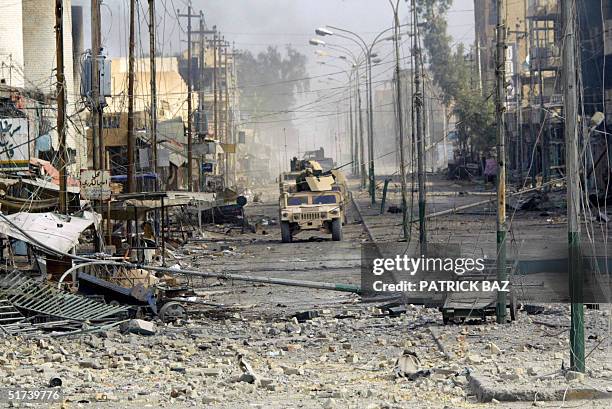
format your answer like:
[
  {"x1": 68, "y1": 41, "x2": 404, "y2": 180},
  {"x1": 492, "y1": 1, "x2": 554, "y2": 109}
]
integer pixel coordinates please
[
  {"x1": 283, "y1": 127, "x2": 288, "y2": 171},
  {"x1": 198, "y1": 11, "x2": 205, "y2": 191},
  {"x1": 224, "y1": 43, "x2": 231, "y2": 187},
  {"x1": 348, "y1": 75, "x2": 354, "y2": 175},
  {"x1": 562, "y1": 0, "x2": 584, "y2": 372},
  {"x1": 55, "y1": 0, "x2": 67, "y2": 214},
  {"x1": 186, "y1": 5, "x2": 193, "y2": 191},
  {"x1": 198, "y1": 12, "x2": 205, "y2": 140},
  {"x1": 178, "y1": 5, "x2": 195, "y2": 191},
  {"x1": 148, "y1": 0, "x2": 158, "y2": 189},
  {"x1": 413, "y1": 0, "x2": 427, "y2": 254},
  {"x1": 91, "y1": 0, "x2": 101, "y2": 170},
  {"x1": 537, "y1": 25, "x2": 550, "y2": 191},
  {"x1": 213, "y1": 30, "x2": 218, "y2": 142},
  {"x1": 232, "y1": 43, "x2": 238, "y2": 183},
  {"x1": 476, "y1": 40, "x2": 483, "y2": 94},
  {"x1": 126, "y1": 0, "x2": 136, "y2": 193},
  {"x1": 495, "y1": 0, "x2": 508, "y2": 324},
  {"x1": 390, "y1": 0, "x2": 408, "y2": 240},
  {"x1": 356, "y1": 71, "x2": 367, "y2": 188},
  {"x1": 353, "y1": 69, "x2": 359, "y2": 176},
  {"x1": 90, "y1": 0, "x2": 103, "y2": 250},
  {"x1": 367, "y1": 52, "x2": 376, "y2": 204}
]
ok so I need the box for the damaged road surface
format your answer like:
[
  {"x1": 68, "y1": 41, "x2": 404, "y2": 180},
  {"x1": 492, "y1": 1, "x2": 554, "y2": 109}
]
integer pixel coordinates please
[{"x1": 0, "y1": 183, "x2": 609, "y2": 409}]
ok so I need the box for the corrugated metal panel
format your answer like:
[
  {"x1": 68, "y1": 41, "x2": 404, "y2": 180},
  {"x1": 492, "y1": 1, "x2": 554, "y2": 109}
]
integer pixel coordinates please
[{"x1": 0, "y1": 271, "x2": 128, "y2": 322}]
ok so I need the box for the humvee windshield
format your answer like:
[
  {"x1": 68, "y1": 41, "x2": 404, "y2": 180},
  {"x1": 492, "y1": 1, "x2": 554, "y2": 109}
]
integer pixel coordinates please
[
  {"x1": 287, "y1": 196, "x2": 309, "y2": 205},
  {"x1": 312, "y1": 195, "x2": 337, "y2": 204}
]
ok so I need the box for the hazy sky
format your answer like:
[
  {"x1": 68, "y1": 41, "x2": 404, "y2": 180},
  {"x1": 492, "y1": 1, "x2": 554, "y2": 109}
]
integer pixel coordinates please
[
  {"x1": 74, "y1": 0, "x2": 475, "y2": 71},
  {"x1": 72, "y1": 0, "x2": 476, "y2": 161}
]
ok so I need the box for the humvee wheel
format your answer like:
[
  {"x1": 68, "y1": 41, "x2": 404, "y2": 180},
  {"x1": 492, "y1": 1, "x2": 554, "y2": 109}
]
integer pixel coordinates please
[
  {"x1": 281, "y1": 222, "x2": 292, "y2": 243},
  {"x1": 331, "y1": 218, "x2": 343, "y2": 241}
]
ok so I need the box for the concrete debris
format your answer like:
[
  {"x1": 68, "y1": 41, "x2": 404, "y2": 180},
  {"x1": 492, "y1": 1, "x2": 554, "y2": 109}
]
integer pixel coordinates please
[
  {"x1": 237, "y1": 354, "x2": 259, "y2": 383},
  {"x1": 291, "y1": 310, "x2": 319, "y2": 322},
  {"x1": 394, "y1": 350, "x2": 431, "y2": 380},
  {"x1": 121, "y1": 319, "x2": 156, "y2": 336},
  {"x1": 488, "y1": 342, "x2": 501, "y2": 355},
  {"x1": 565, "y1": 370, "x2": 585, "y2": 382}
]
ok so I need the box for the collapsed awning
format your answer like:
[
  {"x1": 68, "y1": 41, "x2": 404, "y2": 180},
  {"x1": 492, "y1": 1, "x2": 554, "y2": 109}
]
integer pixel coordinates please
[{"x1": 0, "y1": 211, "x2": 99, "y2": 254}]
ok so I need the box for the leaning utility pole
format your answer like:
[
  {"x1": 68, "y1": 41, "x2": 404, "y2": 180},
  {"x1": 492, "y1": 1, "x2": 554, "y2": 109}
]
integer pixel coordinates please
[
  {"x1": 412, "y1": 0, "x2": 427, "y2": 254},
  {"x1": 148, "y1": 0, "x2": 158, "y2": 189},
  {"x1": 126, "y1": 0, "x2": 136, "y2": 193},
  {"x1": 562, "y1": 0, "x2": 584, "y2": 372},
  {"x1": 55, "y1": 0, "x2": 67, "y2": 214},
  {"x1": 390, "y1": 0, "x2": 408, "y2": 240},
  {"x1": 495, "y1": 0, "x2": 508, "y2": 324}
]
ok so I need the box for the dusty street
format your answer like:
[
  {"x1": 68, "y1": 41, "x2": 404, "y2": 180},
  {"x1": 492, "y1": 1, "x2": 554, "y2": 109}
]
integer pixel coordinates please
[{"x1": 1, "y1": 180, "x2": 610, "y2": 409}]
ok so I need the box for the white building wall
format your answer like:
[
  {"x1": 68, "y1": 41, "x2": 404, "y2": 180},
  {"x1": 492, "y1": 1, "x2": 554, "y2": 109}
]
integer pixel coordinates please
[
  {"x1": 21, "y1": 0, "x2": 85, "y2": 169},
  {"x1": 0, "y1": 1, "x2": 25, "y2": 88}
]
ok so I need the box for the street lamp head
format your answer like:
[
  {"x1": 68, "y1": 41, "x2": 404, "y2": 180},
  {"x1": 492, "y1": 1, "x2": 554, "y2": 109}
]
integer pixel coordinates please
[
  {"x1": 338, "y1": 55, "x2": 347, "y2": 60},
  {"x1": 315, "y1": 27, "x2": 334, "y2": 36},
  {"x1": 309, "y1": 38, "x2": 326, "y2": 46},
  {"x1": 369, "y1": 52, "x2": 378, "y2": 58},
  {"x1": 372, "y1": 58, "x2": 382, "y2": 64}
]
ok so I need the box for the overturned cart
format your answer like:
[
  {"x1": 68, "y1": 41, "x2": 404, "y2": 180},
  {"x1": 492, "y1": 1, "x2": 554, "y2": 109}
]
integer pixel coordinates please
[{"x1": 58, "y1": 262, "x2": 194, "y2": 322}]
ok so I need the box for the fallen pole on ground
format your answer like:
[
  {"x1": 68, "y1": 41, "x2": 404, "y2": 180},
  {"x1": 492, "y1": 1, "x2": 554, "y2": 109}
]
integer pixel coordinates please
[
  {"x1": 406, "y1": 178, "x2": 565, "y2": 224},
  {"x1": 58, "y1": 260, "x2": 362, "y2": 295},
  {"x1": 139, "y1": 264, "x2": 363, "y2": 294}
]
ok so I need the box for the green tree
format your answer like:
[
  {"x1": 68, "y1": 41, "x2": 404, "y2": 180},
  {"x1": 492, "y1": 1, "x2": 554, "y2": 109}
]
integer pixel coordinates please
[
  {"x1": 236, "y1": 46, "x2": 309, "y2": 125},
  {"x1": 417, "y1": 0, "x2": 495, "y2": 154}
]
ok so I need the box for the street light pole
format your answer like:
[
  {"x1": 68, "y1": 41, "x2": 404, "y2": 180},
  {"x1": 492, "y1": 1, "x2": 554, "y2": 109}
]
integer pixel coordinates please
[
  {"x1": 322, "y1": 27, "x2": 375, "y2": 200},
  {"x1": 316, "y1": 58, "x2": 359, "y2": 176},
  {"x1": 366, "y1": 53, "x2": 376, "y2": 204},
  {"x1": 316, "y1": 25, "x2": 407, "y2": 200},
  {"x1": 310, "y1": 39, "x2": 367, "y2": 184},
  {"x1": 390, "y1": 0, "x2": 408, "y2": 240}
]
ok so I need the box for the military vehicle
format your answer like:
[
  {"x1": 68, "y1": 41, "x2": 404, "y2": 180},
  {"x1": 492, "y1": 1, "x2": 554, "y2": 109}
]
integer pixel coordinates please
[
  {"x1": 302, "y1": 147, "x2": 335, "y2": 171},
  {"x1": 279, "y1": 160, "x2": 346, "y2": 243}
]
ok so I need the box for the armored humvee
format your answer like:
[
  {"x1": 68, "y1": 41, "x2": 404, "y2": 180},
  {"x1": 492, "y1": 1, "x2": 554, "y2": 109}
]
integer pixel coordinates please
[{"x1": 279, "y1": 160, "x2": 346, "y2": 243}]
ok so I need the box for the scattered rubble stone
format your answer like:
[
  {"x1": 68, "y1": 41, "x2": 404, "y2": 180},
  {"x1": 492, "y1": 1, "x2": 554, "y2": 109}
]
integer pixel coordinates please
[{"x1": 121, "y1": 319, "x2": 157, "y2": 336}]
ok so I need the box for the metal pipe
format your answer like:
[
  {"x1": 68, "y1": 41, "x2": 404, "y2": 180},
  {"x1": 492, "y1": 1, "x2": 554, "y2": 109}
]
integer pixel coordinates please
[{"x1": 57, "y1": 261, "x2": 361, "y2": 294}]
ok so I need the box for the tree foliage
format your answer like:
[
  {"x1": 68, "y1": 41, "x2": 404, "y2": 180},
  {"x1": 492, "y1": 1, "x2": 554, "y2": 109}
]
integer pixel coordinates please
[
  {"x1": 236, "y1": 46, "x2": 309, "y2": 125},
  {"x1": 417, "y1": 0, "x2": 495, "y2": 154}
]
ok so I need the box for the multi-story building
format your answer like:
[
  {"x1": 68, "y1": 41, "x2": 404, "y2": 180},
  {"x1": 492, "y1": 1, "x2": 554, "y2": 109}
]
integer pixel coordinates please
[
  {"x1": 86, "y1": 57, "x2": 195, "y2": 191},
  {"x1": 474, "y1": 0, "x2": 610, "y2": 192},
  {"x1": 0, "y1": 1, "x2": 85, "y2": 170}
]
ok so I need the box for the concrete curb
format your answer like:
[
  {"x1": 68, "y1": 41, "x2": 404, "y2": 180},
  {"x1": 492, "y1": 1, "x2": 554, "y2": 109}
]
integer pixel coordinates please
[{"x1": 467, "y1": 372, "x2": 612, "y2": 402}]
